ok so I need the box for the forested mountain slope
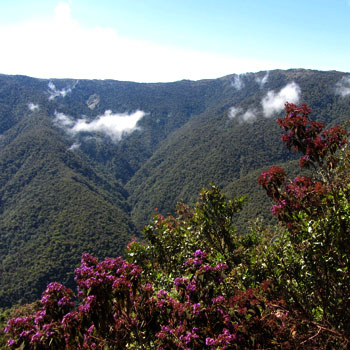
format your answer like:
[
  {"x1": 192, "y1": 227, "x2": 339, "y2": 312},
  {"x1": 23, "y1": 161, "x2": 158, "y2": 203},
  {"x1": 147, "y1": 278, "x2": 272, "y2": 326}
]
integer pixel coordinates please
[
  {"x1": 126, "y1": 69, "x2": 350, "y2": 229},
  {"x1": 0, "y1": 112, "x2": 134, "y2": 306},
  {"x1": 1, "y1": 69, "x2": 350, "y2": 307}
]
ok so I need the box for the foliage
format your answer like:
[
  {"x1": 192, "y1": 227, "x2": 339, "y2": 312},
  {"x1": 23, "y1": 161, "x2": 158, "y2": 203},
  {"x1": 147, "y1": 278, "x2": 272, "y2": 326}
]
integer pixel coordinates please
[
  {"x1": 2, "y1": 69, "x2": 350, "y2": 349},
  {"x1": 0, "y1": 302, "x2": 42, "y2": 349},
  {"x1": 2, "y1": 70, "x2": 350, "y2": 308},
  {"x1": 4, "y1": 102, "x2": 350, "y2": 349},
  {"x1": 0, "y1": 118, "x2": 135, "y2": 307},
  {"x1": 1, "y1": 183, "x2": 291, "y2": 349},
  {"x1": 3, "y1": 249, "x2": 287, "y2": 349},
  {"x1": 257, "y1": 103, "x2": 350, "y2": 347},
  {"x1": 128, "y1": 185, "x2": 245, "y2": 274}
]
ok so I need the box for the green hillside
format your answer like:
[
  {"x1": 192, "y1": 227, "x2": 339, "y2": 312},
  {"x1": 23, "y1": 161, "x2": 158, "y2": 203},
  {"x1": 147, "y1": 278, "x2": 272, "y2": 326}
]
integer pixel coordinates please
[
  {"x1": 0, "y1": 112, "x2": 134, "y2": 306},
  {"x1": 0, "y1": 69, "x2": 350, "y2": 307},
  {"x1": 126, "y1": 69, "x2": 350, "y2": 230}
]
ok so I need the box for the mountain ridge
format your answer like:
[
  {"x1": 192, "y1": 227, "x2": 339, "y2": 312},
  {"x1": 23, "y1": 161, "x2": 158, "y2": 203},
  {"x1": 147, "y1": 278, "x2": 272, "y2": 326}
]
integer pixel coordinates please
[{"x1": 1, "y1": 68, "x2": 350, "y2": 307}]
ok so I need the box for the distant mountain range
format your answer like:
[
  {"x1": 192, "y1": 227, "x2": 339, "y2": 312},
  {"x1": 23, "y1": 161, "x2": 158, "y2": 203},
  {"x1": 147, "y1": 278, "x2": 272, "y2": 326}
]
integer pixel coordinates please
[{"x1": 1, "y1": 69, "x2": 350, "y2": 307}]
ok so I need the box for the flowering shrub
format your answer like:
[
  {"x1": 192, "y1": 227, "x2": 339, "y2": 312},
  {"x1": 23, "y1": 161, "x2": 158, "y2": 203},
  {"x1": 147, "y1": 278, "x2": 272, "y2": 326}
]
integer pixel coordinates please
[
  {"x1": 259, "y1": 103, "x2": 348, "y2": 229},
  {"x1": 4, "y1": 249, "x2": 289, "y2": 349},
  {"x1": 258, "y1": 103, "x2": 350, "y2": 347}
]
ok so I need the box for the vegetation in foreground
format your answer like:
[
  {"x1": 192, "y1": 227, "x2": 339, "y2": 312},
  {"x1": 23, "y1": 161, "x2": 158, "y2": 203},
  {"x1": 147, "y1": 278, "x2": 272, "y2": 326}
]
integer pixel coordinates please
[{"x1": 2, "y1": 103, "x2": 350, "y2": 348}]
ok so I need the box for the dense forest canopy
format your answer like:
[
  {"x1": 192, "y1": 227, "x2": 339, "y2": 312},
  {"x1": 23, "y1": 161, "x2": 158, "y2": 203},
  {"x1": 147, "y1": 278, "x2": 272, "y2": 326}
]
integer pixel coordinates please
[{"x1": 0, "y1": 69, "x2": 350, "y2": 311}]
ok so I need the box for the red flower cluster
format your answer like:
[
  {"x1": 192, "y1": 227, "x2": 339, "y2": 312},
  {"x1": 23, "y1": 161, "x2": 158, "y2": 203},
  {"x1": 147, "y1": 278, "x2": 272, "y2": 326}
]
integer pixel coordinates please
[
  {"x1": 277, "y1": 103, "x2": 346, "y2": 168},
  {"x1": 259, "y1": 103, "x2": 346, "y2": 228},
  {"x1": 258, "y1": 166, "x2": 286, "y2": 201}
]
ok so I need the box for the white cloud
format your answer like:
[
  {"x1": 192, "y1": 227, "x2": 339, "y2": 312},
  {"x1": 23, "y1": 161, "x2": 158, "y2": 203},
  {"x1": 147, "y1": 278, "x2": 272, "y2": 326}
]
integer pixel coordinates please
[
  {"x1": 228, "y1": 81, "x2": 300, "y2": 123},
  {"x1": 68, "y1": 142, "x2": 80, "y2": 151},
  {"x1": 231, "y1": 75, "x2": 245, "y2": 90},
  {"x1": 48, "y1": 81, "x2": 78, "y2": 100},
  {"x1": 54, "y1": 111, "x2": 75, "y2": 127},
  {"x1": 28, "y1": 103, "x2": 39, "y2": 111},
  {"x1": 0, "y1": 2, "x2": 287, "y2": 83},
  {"x1": 262, "y1": 82, "x2": 301, "y2": 117},
  {"x1": 228, "y1": 106, "x2": 243, "y2": 119},
  {"x1": 255, "y1": 71, "x2": 269, "y2": 88},
  {"x1": 227, "y1": 106, "x2": 257, "y2": 123},
  {"x1": 54, "y1": 110, "x2": 145, "y2": 141},
  {"x1": 335, "y1": 76, "x2": 350, "y2": 97},
  {"x1": 54, "y1": 2, "x2": 72, "y2": 24},
  {"x1": 241, "y1": 108, "x2": 258, "y2": 122}
]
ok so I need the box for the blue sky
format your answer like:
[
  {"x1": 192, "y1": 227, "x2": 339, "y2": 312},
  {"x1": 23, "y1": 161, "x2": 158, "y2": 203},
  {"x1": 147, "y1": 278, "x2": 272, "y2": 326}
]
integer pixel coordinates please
[{"x1": 0, "y1": 0, "x2": 349, "y2": 82}]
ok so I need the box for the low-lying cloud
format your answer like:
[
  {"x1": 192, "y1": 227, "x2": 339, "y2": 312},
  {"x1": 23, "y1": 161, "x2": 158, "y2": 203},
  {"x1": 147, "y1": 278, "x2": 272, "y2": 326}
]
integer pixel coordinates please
[
  {"x1": 231, "y1": 75, "x2": 245, "y2": 90},
  {"x1": 228, "y1": 106, "x2": 257, "y2": 123},
  {"x1": 255, "y1": 71, "x2": 269, "y2": 88},
  {"x1": 48, "y1": 81, "x2": 78, "y2": 100},
  {"x1": 228, "y1": 81, "x2": 301, "y2": 123},
  {"x1": 54, "y1": 110, "x2": 146, "y2": 142},
  {"x1": 241, "y1": 108, "x2": 258, "y2": 122},
  {"x1": 54, "y1": 112, "x2": 74, "y2": 127},
  {"x1": 262, "y1": 82, "x2": 301, "y2": 117},
  {"x1": 231, "y1": 71, "x2": 269, "y2": 91},
  {"x1": 335, "y1": 76, "x2": 350, "y2": 97},
  {"x1": 68, "y1": 142, "x2": 81, "y2": 151},
  {"x1": 28, "y1": 103, "x2": 39, "y2": 111},
  {"x1": 228, "y1": 107, "x2": 243, "y2": 119}
]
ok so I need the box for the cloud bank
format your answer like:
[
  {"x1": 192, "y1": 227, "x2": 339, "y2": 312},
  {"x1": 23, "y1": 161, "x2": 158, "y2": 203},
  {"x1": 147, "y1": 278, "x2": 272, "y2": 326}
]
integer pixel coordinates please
[
  {"x1": 0, "y1": 2, "x2": 287, "y2": 83},
  {"x1": 54, "y1": 110, "x2": 146, "y2": 142},
  {"x1": 335, "y1": 76, "x2": 350, "y2": 97},
  {"x1": 261, "y1": 82, "x2": 301, "y2": 117}
]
